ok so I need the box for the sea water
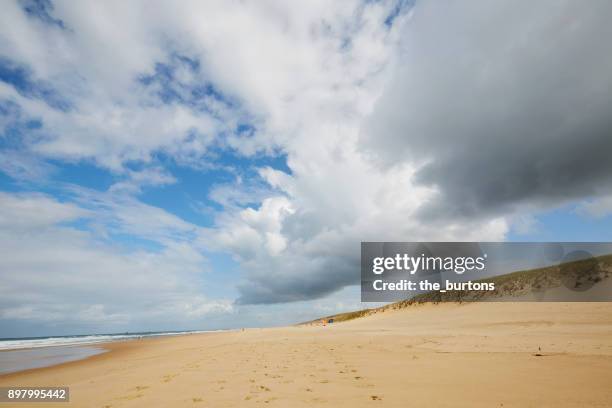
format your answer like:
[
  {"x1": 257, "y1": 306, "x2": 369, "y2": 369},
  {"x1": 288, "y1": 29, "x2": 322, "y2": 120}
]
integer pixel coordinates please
[{"x1": 0, "y1": 330, "x2": 216, "y2": 374}]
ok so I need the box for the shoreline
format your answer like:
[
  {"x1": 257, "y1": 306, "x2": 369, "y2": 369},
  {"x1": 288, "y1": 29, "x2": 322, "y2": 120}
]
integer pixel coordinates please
[
  {"x1": 0, "y1": 345, "x2": 108, "y2": 376},
  {"x1": 0, "y1": 331, "x2": 228, "y2": 379},
  {"x1": 0, "y1": 336, "x2": 151, "y2": 380},
  {"x1": 0, "y1": 330, "x2": 237, "y2": 375}
]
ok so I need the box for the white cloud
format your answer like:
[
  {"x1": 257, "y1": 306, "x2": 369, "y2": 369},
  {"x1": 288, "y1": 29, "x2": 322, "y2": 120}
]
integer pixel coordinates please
[
  {"x1": 108, "y1": 167, "x2": 177, "y2": 194},
  {"x1": 0, "y1": 0, "x2": 403, "y2": 170},
  {"x1": 208, "y1": 133, "x2": 508, "y2": 303},
  {"x1": 577, "y1": 196, "x2": 612, "y2": 219},
  {"x1": 0, "y1": 191, "x2": 232, "y2": 330},
  {"x1": 0, "y1": 150, "x2": 56, "y2": 182},
  {"x1": 0, "y1": 191, "x2": 88, "y2": 229}
]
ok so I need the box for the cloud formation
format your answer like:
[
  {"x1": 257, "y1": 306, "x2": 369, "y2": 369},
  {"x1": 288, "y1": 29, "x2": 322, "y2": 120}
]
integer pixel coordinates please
[
  {"x1": 362, "y1": 0, "x2": 612, "y2": 219},
  {"x1": 1, "y1": 0, "x2": 427, "y2": 325},
  {"x1": 1, "y1": 0, "x2": 610, "y2": 326},
  {"x1": 221, "y1": 0, "x2": 612, "y2": 303},
  {"x1": 0, "y1": 191, "x2": 232, "y2": 332}
]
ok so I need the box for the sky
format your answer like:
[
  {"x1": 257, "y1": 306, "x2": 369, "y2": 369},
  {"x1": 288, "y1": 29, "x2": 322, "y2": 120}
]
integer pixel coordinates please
[{"x1": 1, "y1": 0, "x2": 612, "y2": 337}]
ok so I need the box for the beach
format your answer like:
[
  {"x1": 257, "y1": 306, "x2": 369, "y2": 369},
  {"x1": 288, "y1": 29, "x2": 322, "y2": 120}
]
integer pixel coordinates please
[{"x1": 1, "y1": 302, "x2": 611, "y2": 407}]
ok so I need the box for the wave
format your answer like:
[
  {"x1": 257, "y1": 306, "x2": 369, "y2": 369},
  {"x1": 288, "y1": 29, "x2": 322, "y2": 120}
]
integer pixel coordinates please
[{"x1": 0, "y1": 330, "x2": 221, "y2": 350}]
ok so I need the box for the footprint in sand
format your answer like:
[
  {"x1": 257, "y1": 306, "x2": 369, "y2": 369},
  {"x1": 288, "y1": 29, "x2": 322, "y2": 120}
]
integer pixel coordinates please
[
  {"x1": 310, "y1": 397, "x2": 327, "y2": 403},
  {"x1": 162, "y1": 373, "x2": 178, "y2": 383},
  {"x1": 116, "y1": 393, "x2": 143, "y2": 401}
]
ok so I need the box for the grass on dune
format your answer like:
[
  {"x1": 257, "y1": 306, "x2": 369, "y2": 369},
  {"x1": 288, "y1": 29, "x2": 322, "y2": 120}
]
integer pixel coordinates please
[{"x1": 301, "y1": 253, "x2": 612, "y2": 325}]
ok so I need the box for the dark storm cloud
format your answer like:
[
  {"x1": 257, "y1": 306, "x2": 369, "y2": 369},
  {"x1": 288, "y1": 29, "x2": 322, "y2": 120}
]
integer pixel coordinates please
[
  {"x1": 361, "y1": 0, "x2": 612, "y2": 218},
  {"x1": 236, "y1": 241, "x2": 361, "y2": 305}
]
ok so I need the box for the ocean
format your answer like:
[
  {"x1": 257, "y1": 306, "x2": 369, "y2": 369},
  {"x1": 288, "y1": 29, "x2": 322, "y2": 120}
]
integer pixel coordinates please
[{"x1": 0, "y1": 330, "x2": 218, "y2": 375}]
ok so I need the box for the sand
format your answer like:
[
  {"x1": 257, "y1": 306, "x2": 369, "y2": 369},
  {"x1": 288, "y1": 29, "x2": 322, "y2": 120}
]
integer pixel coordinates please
[{"x1": 1, "y1": 302, "x2": 612, "y2": 407}]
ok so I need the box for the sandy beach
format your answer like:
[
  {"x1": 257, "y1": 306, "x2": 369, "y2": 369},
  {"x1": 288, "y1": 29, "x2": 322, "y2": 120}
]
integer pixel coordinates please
[{"x1": 1, "y1": 302, "x2": 611, "y2": 407}]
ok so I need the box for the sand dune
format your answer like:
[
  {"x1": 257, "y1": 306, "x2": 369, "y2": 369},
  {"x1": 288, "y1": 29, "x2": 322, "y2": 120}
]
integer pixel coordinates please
[{"x1": 1, "y1": 302, "x2": 611, "y2": 407}]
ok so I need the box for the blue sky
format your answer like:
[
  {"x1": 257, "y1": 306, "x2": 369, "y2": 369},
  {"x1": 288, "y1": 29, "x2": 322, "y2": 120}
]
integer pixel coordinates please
[{"x1": 1, "y1": 0, "x2": 612, "y2": 337}]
